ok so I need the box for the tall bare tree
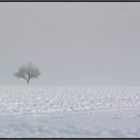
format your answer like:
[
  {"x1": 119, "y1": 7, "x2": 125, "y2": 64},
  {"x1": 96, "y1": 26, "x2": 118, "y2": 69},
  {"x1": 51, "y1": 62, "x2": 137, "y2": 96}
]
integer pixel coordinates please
[{"x1": 14, "y1": 63, "x2": 41, "y2": 84}]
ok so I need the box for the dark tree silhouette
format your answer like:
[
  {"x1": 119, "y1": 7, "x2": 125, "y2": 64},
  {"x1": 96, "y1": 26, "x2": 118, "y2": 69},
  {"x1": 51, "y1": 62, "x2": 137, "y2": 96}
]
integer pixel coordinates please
[{"x1": 14, "y1": 63, "x2": 41, "y2": 84}]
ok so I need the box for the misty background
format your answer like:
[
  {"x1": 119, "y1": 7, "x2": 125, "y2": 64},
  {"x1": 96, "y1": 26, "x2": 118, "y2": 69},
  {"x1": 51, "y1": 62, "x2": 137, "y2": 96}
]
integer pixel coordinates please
[{"x1": 0, "y1": 2, "x2": 140, "y2": 86}]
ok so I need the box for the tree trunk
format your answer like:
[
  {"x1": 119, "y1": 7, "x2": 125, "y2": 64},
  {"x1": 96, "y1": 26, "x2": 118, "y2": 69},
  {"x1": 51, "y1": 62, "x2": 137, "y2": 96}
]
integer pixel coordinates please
[
  {"x1": 27, "y1": 75, "x2": 30, "y2": 84},
  {"x1": 27, "y1": 80, "x2": 29, "y2": 84}
]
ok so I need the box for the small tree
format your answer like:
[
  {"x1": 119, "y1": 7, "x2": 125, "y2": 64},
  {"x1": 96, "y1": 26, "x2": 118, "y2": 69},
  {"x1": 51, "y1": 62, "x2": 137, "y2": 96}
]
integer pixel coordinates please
[{"x1": 14, "y1": 63, "x2": 41, "y2": 84}]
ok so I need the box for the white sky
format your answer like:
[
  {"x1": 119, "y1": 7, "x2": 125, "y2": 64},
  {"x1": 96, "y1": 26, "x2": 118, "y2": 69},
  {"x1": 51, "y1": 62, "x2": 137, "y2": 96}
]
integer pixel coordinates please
[{"x1": 0, "y1": 2, "x2": 140, "y2": 86}]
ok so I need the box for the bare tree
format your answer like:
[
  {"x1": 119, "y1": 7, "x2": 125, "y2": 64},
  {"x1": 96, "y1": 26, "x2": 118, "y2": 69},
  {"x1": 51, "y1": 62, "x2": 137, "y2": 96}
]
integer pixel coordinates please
[{"x1": 14, "y1": 63, "x2": 41, "y2": 84}]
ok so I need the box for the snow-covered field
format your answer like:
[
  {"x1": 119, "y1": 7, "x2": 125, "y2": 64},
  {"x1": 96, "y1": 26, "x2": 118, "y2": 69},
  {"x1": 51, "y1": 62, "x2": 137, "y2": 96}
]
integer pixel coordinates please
[{"x1": 0, "y1": 87, "x2": 140, "y2": 138}]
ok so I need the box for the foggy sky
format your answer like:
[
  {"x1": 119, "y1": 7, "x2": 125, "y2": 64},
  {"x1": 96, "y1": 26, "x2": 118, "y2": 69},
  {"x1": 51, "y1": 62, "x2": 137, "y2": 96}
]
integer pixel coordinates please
[{"x1": 0, "y1": 2, "x2": 140, "y2": 86}]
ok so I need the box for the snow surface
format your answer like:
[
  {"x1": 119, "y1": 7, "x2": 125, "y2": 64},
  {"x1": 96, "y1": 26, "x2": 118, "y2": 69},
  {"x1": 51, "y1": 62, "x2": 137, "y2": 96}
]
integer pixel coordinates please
[{"x1": 0, "y1": 87, "x2": 140, "y2": 138}]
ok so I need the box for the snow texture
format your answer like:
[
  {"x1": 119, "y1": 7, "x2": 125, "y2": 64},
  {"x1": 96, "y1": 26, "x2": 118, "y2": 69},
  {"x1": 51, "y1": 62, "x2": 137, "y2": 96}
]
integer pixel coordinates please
[{"x1": 0, "y1": 87, "x2": 139, "y2": 138}]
